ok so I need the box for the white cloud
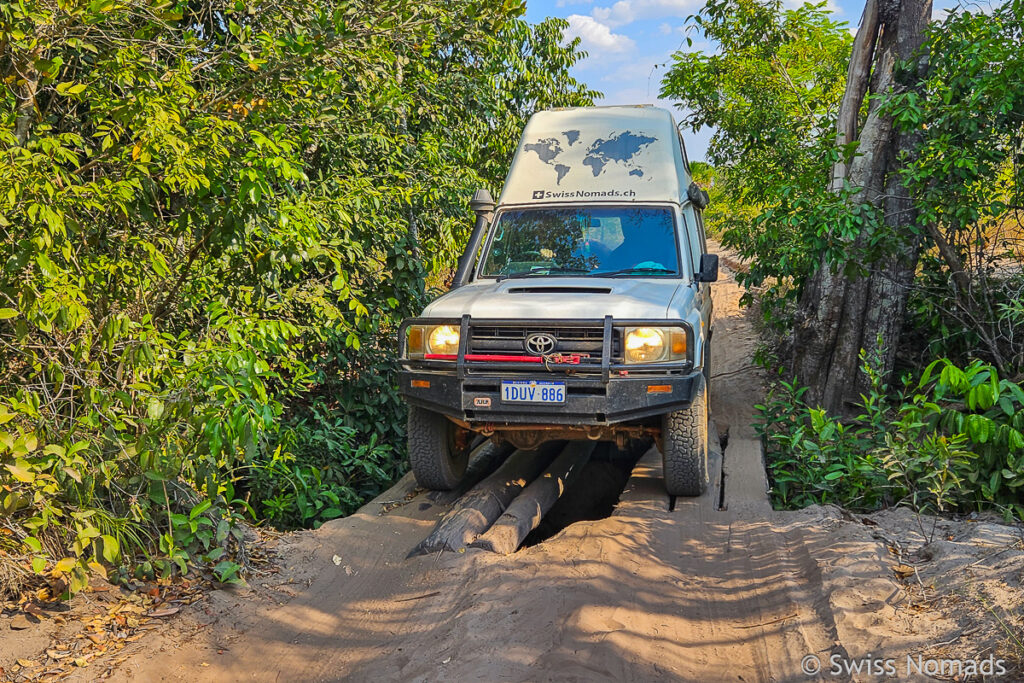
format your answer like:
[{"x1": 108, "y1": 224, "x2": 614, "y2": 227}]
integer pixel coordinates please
[
  {"x1": 590, "y1": 0, "x2": 702, "y2": 28},
  {"x1": 591, "y1": 1, "x2": 633, "y2": 26},
  {"x1": 564, "y1": 14, "x2": 636, "y2": 55},
  {"x1": 658, "y1": 22, "x2": 673, "y2": 35}
]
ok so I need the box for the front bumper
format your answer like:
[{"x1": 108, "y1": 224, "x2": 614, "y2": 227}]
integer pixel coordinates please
[
  {"x1": 398, "y1": 315, "x2": 700, "y2": 427},
  {"x1": 399, "y1": 369, "x2": 701, "y2": 426}
]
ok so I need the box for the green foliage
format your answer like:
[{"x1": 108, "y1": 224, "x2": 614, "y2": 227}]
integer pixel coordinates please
[
  {"x1": 758, "y1": 355, "x2": 1024, "y2": 520},
  {"x1": 674, "y1": 0, "x2": 1024, "y2": 525},
  {"x1": 756, "y1": 369, "x2": 891, "y2": 510},
  {"x1": 0, "y1": 0, "x2": 597, "y2": 594},
  {"x1": 661, "y1": 0, "x2": 852, "y2": 316},
  {"x1": 886, "y1": 2, "x2": 1024, "y2": 371},
  {"x1": 887, "y1": 3, "x2": 1024, "y2": 239},
  {"x1": 251, "y1": 402, "x2": 400, "y2": 529}
]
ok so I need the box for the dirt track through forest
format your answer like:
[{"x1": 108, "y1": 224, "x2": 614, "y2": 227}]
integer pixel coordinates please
[{"x1": 95, "y1": 248, "x2": 979, "y2": 682}]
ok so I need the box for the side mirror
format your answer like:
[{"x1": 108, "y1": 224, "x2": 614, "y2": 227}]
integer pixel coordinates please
[
  {"x1": 687, "y1": 182, "x2": 710, "y2": 210},
  {"x1": 697, "y1": 253, "x2": 718, "y2": 283}
]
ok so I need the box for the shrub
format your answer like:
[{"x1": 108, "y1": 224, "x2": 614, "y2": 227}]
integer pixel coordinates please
[
  {"x1": 0, "y1": 0, "x2": 598, "y2": 596},
  {"x1": 250, "y1": 402, "x2": 402, "y2": 529},
  {"x1": 758, "y1": 355, "x2": 1024, "y2": 520}
]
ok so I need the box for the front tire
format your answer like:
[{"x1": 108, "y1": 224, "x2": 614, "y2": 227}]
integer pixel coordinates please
[
  {"x1": 407, "y1": 406, "x2": 468, "y2": 490},
  {"x1": 661, "y1": 374, "x2": 709, "y2": 496}
]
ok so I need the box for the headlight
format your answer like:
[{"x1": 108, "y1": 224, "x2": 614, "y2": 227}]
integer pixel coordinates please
[
  {"x1": 405, "y1": 324, "x2": 460, "y2": 358},
  {"x1": 623, "y1": 326, "x2": 688, "y2": 364},
  {"x1": 427, "y1": 325, "x2": 460, "y2": 355}
]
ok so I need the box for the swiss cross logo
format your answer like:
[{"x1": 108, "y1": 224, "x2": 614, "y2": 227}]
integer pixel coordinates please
[{"x1": 532, "y1": 190, "x2": 545, "y2": 200}]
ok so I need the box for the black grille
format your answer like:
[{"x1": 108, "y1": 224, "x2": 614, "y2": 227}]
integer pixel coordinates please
[{"x1": 468, "y1": 325, "x2": 618, "y2": 364}]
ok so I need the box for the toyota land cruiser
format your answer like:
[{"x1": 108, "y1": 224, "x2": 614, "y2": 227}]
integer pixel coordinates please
[{"x1": 398, "y1": 105, "x2": 717, "y2": 496}]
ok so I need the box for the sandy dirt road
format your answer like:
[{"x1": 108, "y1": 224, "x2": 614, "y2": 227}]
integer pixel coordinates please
[{"x1": 95, "y1": 251, "x2": 998, "y2": 683}]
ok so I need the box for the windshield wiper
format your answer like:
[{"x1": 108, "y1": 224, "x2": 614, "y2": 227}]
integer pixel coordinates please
[
  {"x1": 591, "y1": 266, "x2": 676, "y2": 277},
  {"x1": 496, "y1": 267, "x2": 590, "y2": 281}
]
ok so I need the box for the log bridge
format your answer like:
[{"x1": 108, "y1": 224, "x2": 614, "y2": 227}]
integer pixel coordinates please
[{"x1": 412, "y1": 437, "x2": 648, "y2": 557}]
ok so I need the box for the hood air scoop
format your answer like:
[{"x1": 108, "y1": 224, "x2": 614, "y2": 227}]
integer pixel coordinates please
[{"x1": 505, "y1": 286, "x2": 613, "y2": 295}]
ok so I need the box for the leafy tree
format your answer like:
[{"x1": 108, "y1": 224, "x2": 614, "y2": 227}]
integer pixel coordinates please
[
  {"x1": 0, "y1": 0, "x2": 596, "y2": 592},
  {"x1": 791, "y1": 0, "x2": 933, "y2": 413},
  {"x1": 890, "y1": 2, "x2": 1024, "y2": 372},
  {"x1": 665, "y1": 0, "x2": 939, "y2": 412},
  {"x1": 661, "y1": 0, "x2": 852, "y2": 309}
]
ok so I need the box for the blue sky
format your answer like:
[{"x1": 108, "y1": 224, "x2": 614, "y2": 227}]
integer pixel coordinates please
[{"x1": 522, "y1": 0, "x2": 985, "y2": 161}]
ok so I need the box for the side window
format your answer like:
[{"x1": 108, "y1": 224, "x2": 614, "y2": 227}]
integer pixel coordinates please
[
  {"x1": 677, "y1": 128, "x2": 691, "y2": 176},
  {"x1": 681, "y1": 206, "x2": 701, "y2": 275}
]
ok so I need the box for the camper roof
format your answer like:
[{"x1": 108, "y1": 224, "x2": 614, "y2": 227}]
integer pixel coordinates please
[{"x1": 498, "y1": 106, "x2": 692, "y2": 207}]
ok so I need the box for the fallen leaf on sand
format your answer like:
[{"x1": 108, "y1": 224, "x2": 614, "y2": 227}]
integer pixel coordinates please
[
  {"x1": 893, "y1": 564, "x2": 916, "y2": 579},
  {"x1": 17, "y1": 659, "x2": 39, "y2": 668},
  {"x1": 9, "y1": 614, "x2": 32, "y2": 630},
  {"x1": 23, "y1": 602, "x2": 46, "y2": 616}
]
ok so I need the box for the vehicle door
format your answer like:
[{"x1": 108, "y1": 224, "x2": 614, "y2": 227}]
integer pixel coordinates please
[{"x1": 681, "y1": 204, "x2": 712, "y2": 322}]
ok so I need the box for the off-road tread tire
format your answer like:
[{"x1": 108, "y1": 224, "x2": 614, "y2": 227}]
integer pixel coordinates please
[
  {"x1": 407, "y1": 406, "x2": 468, "y2": 491},
  {"x1": 661, "y1": 374, "x2": 709, "y2": 497}
]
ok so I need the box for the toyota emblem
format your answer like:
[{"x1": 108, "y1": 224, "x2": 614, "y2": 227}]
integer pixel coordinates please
[{"x1": 524, "y1": 333, "x2": 557, "y2": 356}]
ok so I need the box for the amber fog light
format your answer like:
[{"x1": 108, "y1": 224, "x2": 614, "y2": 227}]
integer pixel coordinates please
[{"x1": 406, "y1": 326, "x2": 426, "y2": 358}]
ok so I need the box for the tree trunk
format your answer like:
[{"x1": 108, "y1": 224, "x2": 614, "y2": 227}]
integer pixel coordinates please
[
  {"x1": 792, "y1": 0, "x2": 932, "y2": 413},
  {"x1": 409, "y1": 441, "x2": 563, "y2": 555},
  {"x1": 856, "y1": 0, "x2": 932, "y2": 394},
  {"x1": 470, "y1": 441, "x2": 594, "y2": 555},
  {"x1": 427, "y1": 439, "x2": 516, "y2": 505}
]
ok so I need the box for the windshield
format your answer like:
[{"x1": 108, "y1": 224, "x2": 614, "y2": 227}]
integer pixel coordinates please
[{"x1": 477, "y1": 206, "x2": 680, "y2": 279}]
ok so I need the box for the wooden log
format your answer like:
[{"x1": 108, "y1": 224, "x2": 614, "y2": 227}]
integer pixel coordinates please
[
  {"x1": 410, "y1": 441, "x2": 564, "y2": 555},
  {"x1": 428, "y1": 439, "x2": 515, "y2": 506},
  {"x1": 470, "y1": 441, "x2": 596, "y2": 555}
]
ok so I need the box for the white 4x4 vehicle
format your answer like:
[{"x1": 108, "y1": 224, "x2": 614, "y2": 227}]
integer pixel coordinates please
[{"x1": 399, "y1": 105, "x2": 717, "y2": 496}]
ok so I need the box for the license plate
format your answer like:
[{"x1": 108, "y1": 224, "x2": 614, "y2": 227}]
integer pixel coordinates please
[{"x1": 501, "y1": 380, "x2": 566, "y2": 404}]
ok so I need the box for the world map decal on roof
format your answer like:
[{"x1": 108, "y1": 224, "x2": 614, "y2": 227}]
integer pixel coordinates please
[
  {"x1": 522, "y1": 129, "x2": 657, "y2": 185},
  {"x1": 522, "y1": 137, "x2": 571, "y2": 183},
  {"x1": 582, "y1": 132, "x2": 657, "y2": 177}
]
